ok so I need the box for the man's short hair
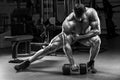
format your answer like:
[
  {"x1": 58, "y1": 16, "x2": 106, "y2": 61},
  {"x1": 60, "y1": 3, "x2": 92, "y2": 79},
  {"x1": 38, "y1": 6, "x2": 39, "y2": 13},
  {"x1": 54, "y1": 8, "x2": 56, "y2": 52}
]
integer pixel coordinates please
[{"x1": 73, "y1": 3, "x2": 86, "y2": 18}]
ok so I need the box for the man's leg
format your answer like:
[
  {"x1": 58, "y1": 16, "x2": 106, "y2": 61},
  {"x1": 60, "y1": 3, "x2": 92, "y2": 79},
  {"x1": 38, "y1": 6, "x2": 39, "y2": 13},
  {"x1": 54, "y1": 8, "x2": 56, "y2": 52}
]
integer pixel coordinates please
[
  {"x1": 88, "y1": 36, "x2": 101, "y2": 73},
  {"x1": 89, "y1": 39, "x2": 101, "y2": 61},
  {"x1": 80, "y1": 36, "x2": 101, "y2": 73},
  {"x1": 14, "y1": 33, "x2": 63, "y2": 71}
]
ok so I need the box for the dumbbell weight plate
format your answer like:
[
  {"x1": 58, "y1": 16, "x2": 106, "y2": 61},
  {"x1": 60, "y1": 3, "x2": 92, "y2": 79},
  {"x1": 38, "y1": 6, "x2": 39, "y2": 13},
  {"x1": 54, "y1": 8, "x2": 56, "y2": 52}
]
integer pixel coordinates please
[
  {"x1": 62, "y1": 64, "x2": 71, "y2": 75},
  {"x1": 79, "y1": 63, "x2": 87, "y2": 75}
]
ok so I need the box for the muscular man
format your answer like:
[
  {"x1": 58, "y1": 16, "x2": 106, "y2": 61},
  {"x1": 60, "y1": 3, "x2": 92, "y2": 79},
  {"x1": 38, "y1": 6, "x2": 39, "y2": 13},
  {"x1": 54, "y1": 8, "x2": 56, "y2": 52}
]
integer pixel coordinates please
[{"x1": 14, "y1": 4, "x2": 101, "y2": 73}]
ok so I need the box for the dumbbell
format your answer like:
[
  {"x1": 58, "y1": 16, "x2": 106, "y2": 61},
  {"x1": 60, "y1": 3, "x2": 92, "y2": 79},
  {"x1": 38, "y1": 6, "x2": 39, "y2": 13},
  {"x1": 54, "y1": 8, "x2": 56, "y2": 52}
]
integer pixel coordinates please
[{"x1": 62, "y1": 63, "x2": 87, "y2": 75}]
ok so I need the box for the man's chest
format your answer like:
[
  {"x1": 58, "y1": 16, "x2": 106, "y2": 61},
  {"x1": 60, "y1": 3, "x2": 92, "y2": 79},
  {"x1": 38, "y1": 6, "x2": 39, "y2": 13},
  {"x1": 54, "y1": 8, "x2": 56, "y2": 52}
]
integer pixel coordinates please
[{"x1": 72, "y1": 18, "x2": 90, "y2": 34}]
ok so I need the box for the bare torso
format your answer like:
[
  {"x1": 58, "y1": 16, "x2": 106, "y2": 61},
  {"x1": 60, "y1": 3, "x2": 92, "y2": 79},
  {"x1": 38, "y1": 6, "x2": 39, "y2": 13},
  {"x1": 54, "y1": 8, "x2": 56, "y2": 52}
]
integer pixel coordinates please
[{"x1": 62, "y1": 8, "x2": 92, "y2": 35}]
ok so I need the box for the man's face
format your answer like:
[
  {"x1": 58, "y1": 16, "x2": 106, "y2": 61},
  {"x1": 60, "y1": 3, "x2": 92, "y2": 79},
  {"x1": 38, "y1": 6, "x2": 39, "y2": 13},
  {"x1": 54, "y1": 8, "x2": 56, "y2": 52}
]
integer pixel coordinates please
[
  {"x1": 73, "y1": 4, "x2": 86, "y2": 21},
  {"x1": 74, "y1": 11, "x2": 84, "y2": 21}
]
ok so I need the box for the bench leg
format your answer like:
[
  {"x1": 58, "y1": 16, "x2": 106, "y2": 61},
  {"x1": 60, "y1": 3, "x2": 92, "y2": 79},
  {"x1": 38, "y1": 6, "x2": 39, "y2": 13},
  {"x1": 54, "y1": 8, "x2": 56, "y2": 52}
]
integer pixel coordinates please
[
  {"x1": 12, "y1": 41, "x2": 18, "y2": 59},
  {"x1": 9, "y1": 41, "x2": 24, "y2": 63},
  {"x1": 26, "y1": 41, "x2": 31, "y2": 54}
]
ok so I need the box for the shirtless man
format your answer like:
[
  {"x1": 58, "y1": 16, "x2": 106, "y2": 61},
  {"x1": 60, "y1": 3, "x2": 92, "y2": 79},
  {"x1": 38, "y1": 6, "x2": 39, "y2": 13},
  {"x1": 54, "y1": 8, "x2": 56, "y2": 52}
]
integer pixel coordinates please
[{"x1": 14, "y1": 3, "x2": 101, "y2": 73}]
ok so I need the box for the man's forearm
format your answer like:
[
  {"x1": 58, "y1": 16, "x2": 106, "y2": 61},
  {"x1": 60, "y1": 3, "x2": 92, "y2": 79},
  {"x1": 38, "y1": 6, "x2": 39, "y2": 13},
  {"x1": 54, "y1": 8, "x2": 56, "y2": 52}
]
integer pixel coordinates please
[
  {"x1": 78, "y1": 33, "x2": 94, "y2": 39},
  {"x1": 78, "y1": 30, "x2": 100, "y2": 40}
]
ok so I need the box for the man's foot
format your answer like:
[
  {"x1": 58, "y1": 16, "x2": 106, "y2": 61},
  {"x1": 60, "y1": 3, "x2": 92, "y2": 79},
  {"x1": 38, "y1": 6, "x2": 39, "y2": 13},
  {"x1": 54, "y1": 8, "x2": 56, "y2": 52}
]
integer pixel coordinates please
[
  {"x1": 87, "y1": 60, "x2": 97, "y2": 73},
  {"x1": 14, "y1": 60, "x2": 30, "y2": 72}
]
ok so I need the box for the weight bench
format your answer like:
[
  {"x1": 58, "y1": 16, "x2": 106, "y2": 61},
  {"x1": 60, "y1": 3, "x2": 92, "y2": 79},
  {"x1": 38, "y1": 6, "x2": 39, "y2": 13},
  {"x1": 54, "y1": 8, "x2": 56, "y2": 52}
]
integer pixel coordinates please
[
  {"x1": 31, "y1": 42, "x2": 49, "y2": 47},
  {"x1": 4, "y1": 35, "x2": 33, "y2": 63}
]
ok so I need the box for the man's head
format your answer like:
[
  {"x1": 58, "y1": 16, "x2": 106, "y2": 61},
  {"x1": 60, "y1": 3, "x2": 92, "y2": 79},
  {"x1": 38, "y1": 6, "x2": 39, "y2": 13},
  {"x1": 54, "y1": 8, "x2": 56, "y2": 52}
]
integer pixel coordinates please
[{"x1": 73, "y1": 3, "x2": 86, "y2": 19}]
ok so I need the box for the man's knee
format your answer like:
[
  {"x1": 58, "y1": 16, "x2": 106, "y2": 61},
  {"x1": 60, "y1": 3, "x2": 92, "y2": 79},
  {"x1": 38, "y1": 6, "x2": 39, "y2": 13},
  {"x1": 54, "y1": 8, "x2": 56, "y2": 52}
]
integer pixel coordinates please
[
  {"x1": 91, "y1": 36, "x2": 101, "y2": 47},
  {"x1": 45, "y1": 43, "x2": 60, "y2": 53},
  {"x1": 95, "y1": 37, "x2": 101, "y2": 46}
]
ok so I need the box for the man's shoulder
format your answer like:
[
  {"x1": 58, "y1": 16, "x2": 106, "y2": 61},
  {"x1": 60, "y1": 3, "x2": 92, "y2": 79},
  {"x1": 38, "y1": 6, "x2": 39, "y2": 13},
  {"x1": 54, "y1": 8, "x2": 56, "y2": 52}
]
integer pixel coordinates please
[
  {"x1": 66, "y1": 12, "x2": 74, "y2": 21},
  {"x1": 86, "y1": 7, "x2": 96, "y2": 14},
  {"x1": 86, "y1": 7, "x2": 97, "y2": 18}
]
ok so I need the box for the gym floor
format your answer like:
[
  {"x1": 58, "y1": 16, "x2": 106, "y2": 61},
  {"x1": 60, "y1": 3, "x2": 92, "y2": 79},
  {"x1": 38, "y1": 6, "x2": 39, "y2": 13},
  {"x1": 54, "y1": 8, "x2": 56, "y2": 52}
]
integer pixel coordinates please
[{"x1": 0, "y1": 35, "x2": 120, "y2": 80}]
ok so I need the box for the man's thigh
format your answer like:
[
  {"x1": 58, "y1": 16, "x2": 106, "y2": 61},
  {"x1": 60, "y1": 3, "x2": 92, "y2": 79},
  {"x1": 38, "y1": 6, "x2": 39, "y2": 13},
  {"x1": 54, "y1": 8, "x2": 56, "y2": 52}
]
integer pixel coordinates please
[
  {"x1": 48, "y1": 33, "x2": 64, "y2": 49},
  {"x1": 79, "y1": 35, "x2": 101, "y2": 46}
]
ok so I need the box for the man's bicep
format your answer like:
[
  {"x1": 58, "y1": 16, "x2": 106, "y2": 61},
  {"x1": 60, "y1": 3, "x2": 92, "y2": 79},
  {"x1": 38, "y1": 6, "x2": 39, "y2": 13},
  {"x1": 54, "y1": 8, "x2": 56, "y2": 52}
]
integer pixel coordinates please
[
  {"x1": 90, "y1": 21, "x2": 100, "y2": 30},
  {"x1": 90, "y1": 21, "x2": 101, "y2": 35},
  {"x1": 90, "y1": 9, "x2": 101, "y2": 34}
]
